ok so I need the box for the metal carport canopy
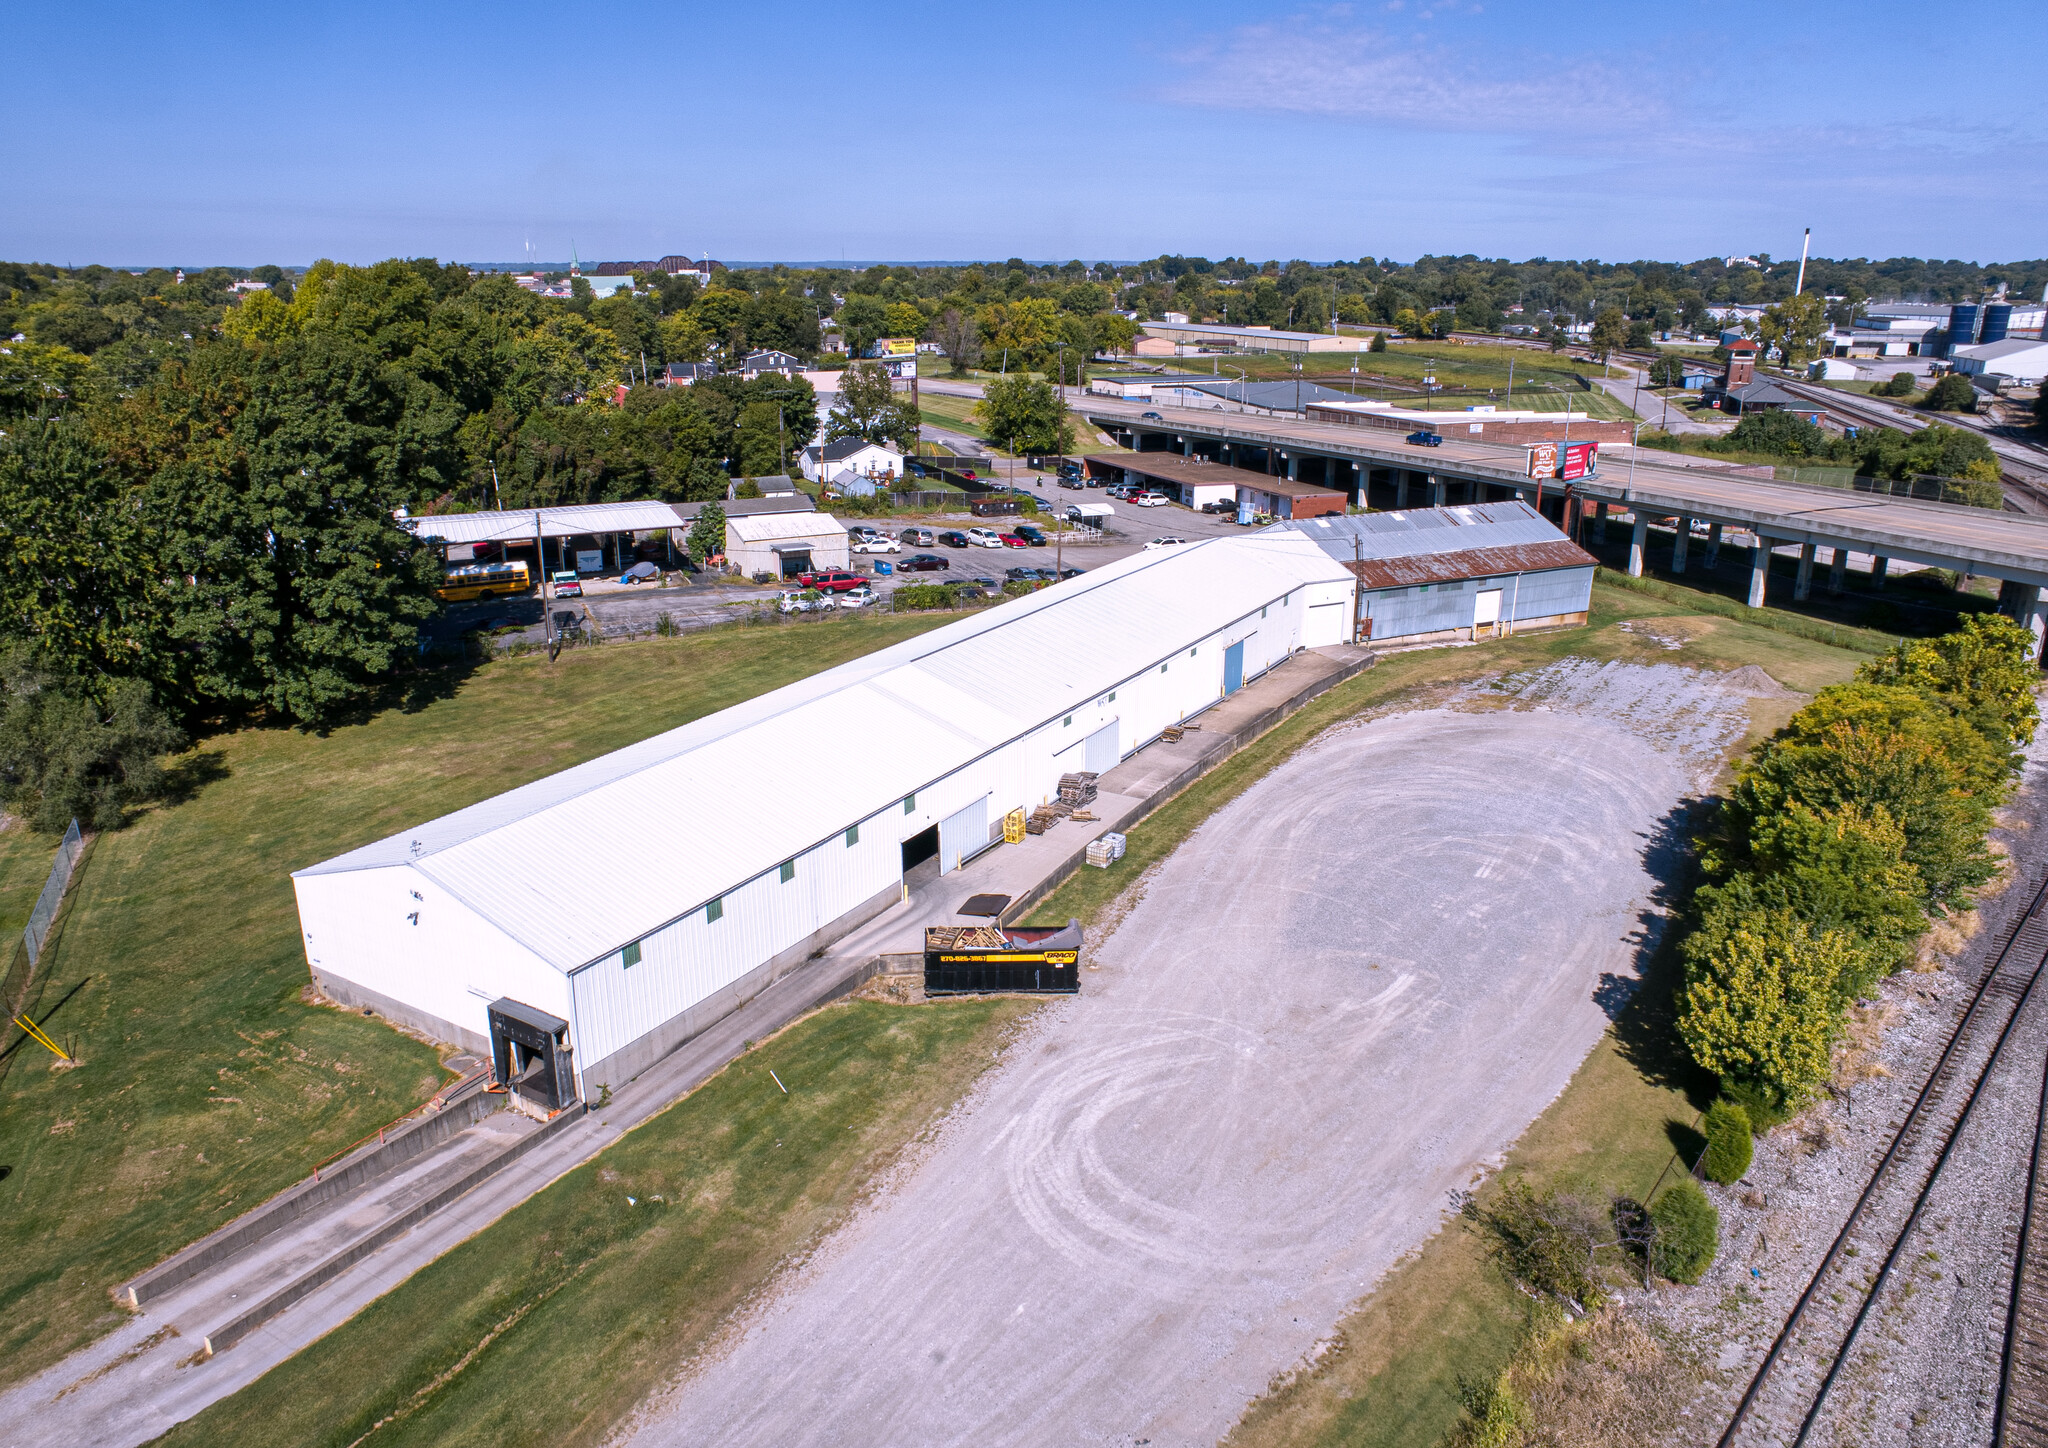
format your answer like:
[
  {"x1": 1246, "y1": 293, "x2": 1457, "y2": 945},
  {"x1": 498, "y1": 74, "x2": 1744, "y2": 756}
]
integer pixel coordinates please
[
  {"x1": 399, "y1": 500, "x2": 685, "y2": 545},
  {"x1": 1086, "y1": 404, "x2": 2048, "y2": 590}
]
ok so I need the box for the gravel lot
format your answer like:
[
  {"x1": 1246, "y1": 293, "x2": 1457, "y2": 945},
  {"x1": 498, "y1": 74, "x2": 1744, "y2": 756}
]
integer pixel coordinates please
[{"x1": 617, "y1": 661, "x2": 1761, "y2": 1448}]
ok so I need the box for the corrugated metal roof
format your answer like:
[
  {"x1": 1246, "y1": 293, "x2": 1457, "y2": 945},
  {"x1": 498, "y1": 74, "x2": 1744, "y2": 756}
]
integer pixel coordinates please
[
  {"x1": 1347, "y1": 540, "x2": 1596, "y2": 588},
  {"x1": 1272, "y1": 501, "x2": 1596, "y2": 583},
  {"x1": 728, "y1": 512, "x2": 849, "y2": 542},
  {"x1": 402, "y1": 501, "x2": 686, "y2": 545},
  {"x1": 296, "y1": 532, "x2": 1349, "y2": 973}
]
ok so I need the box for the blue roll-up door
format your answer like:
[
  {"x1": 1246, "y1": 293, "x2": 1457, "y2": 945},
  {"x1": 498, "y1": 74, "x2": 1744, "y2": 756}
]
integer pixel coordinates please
[{"x1": 1223, "y1": 640, "x2": 1245, "y2": 695}]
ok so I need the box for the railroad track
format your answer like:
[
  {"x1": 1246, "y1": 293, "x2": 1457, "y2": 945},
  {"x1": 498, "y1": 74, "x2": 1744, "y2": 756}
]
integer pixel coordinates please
[
  {"x1": 1998, "y1": 973, "x2": 2048, "y2": 1445},
  {"x1": 1718, "y1": 869, "x2": 2048, "y2": 1447}
]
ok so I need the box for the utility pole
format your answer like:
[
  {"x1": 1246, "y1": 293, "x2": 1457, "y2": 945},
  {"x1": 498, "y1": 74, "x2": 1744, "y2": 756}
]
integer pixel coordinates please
[{"x1": 1794, "y1": 227, "x2": 1811, "y2": 296}]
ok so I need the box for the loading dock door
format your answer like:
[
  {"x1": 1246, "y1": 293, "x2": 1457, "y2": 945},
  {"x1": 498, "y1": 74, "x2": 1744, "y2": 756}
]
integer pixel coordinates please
[
  {"x1": 1223, "y1": 640, "x2": 1245, "y2": 696},
  {"x1": 939, "y1": 795, "x2": 990, "y2": 874},
  {"x1": 1474, "y1": 589, "x2": 1503, "y2": 629},
  {"x1": 1083, "y1": 720, "x2": 1120, "y2": 775}
]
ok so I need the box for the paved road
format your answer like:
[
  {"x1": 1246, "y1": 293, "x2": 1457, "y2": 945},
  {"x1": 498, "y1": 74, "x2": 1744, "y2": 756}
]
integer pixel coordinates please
[{"x1": 622, "y1": 661, "x2": 1753, "y2": 1448}]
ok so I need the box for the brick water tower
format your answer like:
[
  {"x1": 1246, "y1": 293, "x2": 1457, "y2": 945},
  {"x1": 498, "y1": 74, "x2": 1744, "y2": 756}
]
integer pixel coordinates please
[{"x1": 1724, "y1": 338, "x2": 1759, "y2": 389}]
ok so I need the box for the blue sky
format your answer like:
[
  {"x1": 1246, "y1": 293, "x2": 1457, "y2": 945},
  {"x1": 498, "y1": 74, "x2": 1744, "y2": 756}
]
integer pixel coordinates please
[{"x1": 7, "y1": 0, "x2": 2043, "y2": 268}]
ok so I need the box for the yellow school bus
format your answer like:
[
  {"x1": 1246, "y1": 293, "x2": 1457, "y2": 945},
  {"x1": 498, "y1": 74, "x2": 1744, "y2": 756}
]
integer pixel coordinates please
[{"x1": 436, "y1": 560, "x2": 531, "y2": 603}]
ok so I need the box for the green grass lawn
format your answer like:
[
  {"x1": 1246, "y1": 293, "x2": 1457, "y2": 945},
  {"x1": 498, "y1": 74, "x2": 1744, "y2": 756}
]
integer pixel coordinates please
[
  {"x1": 0, "y1": 612, "x2": 957, "y2": 1391},
  {"x1": 155, "y1": 996, "x2": 1037, "y2": 1448}
]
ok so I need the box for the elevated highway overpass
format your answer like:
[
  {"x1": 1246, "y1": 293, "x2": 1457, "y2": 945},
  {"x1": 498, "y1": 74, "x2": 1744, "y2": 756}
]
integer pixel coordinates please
[{"x1": 1080, "y1": 397, "x2": 2048, "y2": 648}]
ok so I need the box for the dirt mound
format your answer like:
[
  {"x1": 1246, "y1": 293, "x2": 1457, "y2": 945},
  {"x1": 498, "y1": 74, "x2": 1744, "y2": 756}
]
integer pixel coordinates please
[{"x1": 1717, "y1": 663, "x2": 1801, "y2": 698}]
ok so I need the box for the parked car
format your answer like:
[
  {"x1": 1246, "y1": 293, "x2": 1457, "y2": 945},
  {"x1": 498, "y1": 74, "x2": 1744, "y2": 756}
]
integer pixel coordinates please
[
  {"x1": 939, "y1": 530, "x2": 971, "y2": 548},
  {"x1": 1405, "y1": 430, "x2": 1444, "y2": 447},
  {"x1": 898, "y1": 552, "x2": 951, "y2": 572},
  {"x1": 796, "y1": 569, "x2": 866, "y2": 593},
  {"x1": 997, "y1": 533, "x2": 1030, "y2": 548},
  {"x1": 619, "y1": 561, "x2": 660, "y2": 584},
  {"x1": 1140, "y1": 410, "x2": 1163, "y2": 420},
  {"x1": 1058, "y1": 477, "x2": 1085, "y2": 490},
  {"x1": 837, "y1": 584, "x2": 878, "y2": 609},
  {"x1": 1107, "y1": 485, "x2": 1137, "y2": 500},
  {"x1": 1014, "y1": 526, "x2": 1048, "y2": 546},
  {"x1": 1005, "y1": 565, "x2": 1049, "y2": 582},
  {"x1": 550, "y1": 570, "x2": 582, "y2": 598},
  {"x1": 776, "y1": 589, "x2": 825, "y2": 614},
  {"x1": 1054, "y1": 565, "x2": 1086, "y2": 579},
  {"x1": 1145, "y1": 537, "x2": 1189, "y2": 550},
  {"x1": 906, "y1": 460, "x2": 928, "y2": 479},
  {"x1": 964, "y1": 527, "x2": 1007, "y2": 548},
  {"x1": 1057, "y1": 461, "x2": 1084, "y2": 482},
  {"x1": 847, "y1": 524, "x2": 881, "y2": 539},
  {"x1": 1201, "y1": 499, "x2": 1240, "y2": 515},
  {"x1": 1134, "y1": 492, "x2": 1171, "y2": 507},
  {"x1": 958, "y1": 469, "x2": 979, "y2": 481},
  {"x1": 964, "y1": 576, "x2": 1001, "y2": 590},
  {"x1": 899, "y1": 527, "x2": 937, "y2": 547},
  {"x1": 852, "y1": 535, "x2": 901, "y2": 554}
]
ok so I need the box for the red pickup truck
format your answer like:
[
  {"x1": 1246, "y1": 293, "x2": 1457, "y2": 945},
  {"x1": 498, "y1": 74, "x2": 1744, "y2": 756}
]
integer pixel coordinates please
[{"x1": 796, "y1": 569, "x2": 866, "y2": 593}]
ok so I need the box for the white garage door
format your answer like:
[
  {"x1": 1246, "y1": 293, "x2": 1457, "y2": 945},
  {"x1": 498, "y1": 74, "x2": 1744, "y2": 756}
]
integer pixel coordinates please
[
  {"x1": 939, "y1": 795, "x2": 990, "y2": 874},
  {"x1": 1474, "y1": 589, "x2": 1503, "y2": 627},
  {"x1": 1083, "y1": 720, "x2": 1120, "y2": 775}
]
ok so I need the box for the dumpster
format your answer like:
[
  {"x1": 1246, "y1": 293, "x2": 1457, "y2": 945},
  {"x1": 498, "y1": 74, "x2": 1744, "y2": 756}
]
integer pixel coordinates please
[{"x1": 924, "y1": 920, "x2": 1083, "y2": 995}]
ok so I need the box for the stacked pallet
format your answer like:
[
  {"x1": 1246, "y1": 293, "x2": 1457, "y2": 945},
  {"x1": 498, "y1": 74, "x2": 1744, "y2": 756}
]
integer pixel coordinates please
[
  {"x1": 1058, "y1": 772, "x2": 1099, "y2": 807},
  {"x1": 1025, "y1": 805, "x2": 1065, "y2": 835},
  {"x1": 1086, "y1": 832, "x2": 1127, "y2": 869}
]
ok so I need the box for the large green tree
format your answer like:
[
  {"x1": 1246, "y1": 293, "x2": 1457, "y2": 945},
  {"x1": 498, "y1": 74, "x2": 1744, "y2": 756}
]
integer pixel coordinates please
[
  {"x1": 975, "y1": 375, "x2": 1072, "y2": 454},
  {"x1": 125, "y1": 335, "x2": 445, "y2": 726},
  {"x1": 825, "y1": 362, "x2": 919, "y2": 452}
]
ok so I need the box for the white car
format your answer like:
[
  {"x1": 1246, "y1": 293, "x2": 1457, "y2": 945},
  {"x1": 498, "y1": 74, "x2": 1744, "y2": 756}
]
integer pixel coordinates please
[
  {"x1": 965, "y1": 527, "x2": 1006, "y2": 548},
  {"x1": 837, "y1": 584, "x2": 879, "y2": 609},
  {"x1": 776, "y1": 589, "x2": 826, "y2": 614},
  {"x1": 851, "y1": 536, "x2": 900, "y2": 554},
  {"x1": 1144, "y1": 536, "x2": 1189, "y2": 550},
  {"x1": 1134, "y1": 492, "x2": 1171, "y2": 507}
]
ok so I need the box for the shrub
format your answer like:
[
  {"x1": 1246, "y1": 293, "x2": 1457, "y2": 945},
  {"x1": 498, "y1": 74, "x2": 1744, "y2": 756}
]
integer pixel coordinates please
[
  {"x1": 1369, "y1": 331, "x2": 1387, "y2": 353},
  {"x1": 1462, "y1": 1180, "x2": 1606, "y2": 1309},
  {"x1": 0, "y1": 645, "x2": 186, "y2": 832},
  {"x1": 1881, "y1": 371, "x2": 1916, "y2": 397},
  {"x1": 892, "y1": 583, "x2": 956, "y2": 611},
  {"x1": 1701, "y1": 1100, "x2": 1754, "y2": 1184},
  {"x1": 1650, "y1": 1178, "x2": 1719, "y2": 1284},
  {"x1": 1677, "y1": 912, "x2": 1857, "y2": 1110}
]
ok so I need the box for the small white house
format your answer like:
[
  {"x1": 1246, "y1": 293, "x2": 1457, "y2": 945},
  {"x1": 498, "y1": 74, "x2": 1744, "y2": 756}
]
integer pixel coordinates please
[
  {"x1": 800, "y1": 437, "x2": 904, "y2": 485},
  {"x1": 727, "y1": 512, "x2": 850, "y2": 578}
]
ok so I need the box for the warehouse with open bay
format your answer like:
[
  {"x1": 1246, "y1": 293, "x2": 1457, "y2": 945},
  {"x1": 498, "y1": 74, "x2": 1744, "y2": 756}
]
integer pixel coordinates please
[{"x1": 291, "y1": 533, "x2": 1357, "y2": 1100}]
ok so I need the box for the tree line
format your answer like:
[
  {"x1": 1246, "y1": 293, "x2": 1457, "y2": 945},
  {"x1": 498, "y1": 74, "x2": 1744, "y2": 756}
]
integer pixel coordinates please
[{"x1": 1677, "y1": 616, "x2": 2039, "y2": 1127}]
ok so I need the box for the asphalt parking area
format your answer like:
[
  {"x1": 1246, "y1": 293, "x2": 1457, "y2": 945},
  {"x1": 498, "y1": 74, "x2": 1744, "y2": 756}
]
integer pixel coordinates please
[{"x1": 624, "y1": 660, "x2": 1759, "y2": 1448}]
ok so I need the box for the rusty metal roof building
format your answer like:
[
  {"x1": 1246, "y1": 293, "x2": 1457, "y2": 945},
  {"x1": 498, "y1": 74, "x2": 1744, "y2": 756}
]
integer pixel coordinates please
[{"x1": 1268, "y1": 501, "x2": 1596, "y2": 646}]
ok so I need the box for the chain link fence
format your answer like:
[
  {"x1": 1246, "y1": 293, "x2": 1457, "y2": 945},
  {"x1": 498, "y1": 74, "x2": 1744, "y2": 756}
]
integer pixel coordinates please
[{"x1": 23, "y1": 820, "x2": 84, "y2": 969}]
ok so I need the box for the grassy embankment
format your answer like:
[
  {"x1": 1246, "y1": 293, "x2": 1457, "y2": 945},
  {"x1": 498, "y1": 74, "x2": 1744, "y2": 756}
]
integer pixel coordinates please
[
  {"x1": 143, "y1": 571, "x2": 1867, "y2": 1447},
  {"x1": 0, "y1": 611, "x2": 957, "y2": 1391},
  {"x1": 154, "y1": 996, "x2": 1037, "y2": 1448},
  {"x1": 1011, "y1": 576, "x2": 1875, "y2": 1448}
]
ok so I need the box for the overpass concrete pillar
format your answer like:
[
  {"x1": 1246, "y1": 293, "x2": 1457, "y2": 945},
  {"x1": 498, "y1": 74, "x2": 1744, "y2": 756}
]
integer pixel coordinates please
[
  {"x1": 1287, "y1": 454, "x2": 1300, "y2": 481},
  {"x1": 1395, "y1": 473, "x2": 1410, "y2": 509},
  {"x1": 1793, "y1": 542, "x2": 1817, "y2": 601},
  {"x1": 2022, "y1": 587, "x2": 2048, "y2": 662},
  {"x1": 1593, "y1": 501, "x2": 1609, "y2": 542},
  {"x1": 1628, "y1": 516, "x2": 1648, "y2": 577},
  {"x1": 1747, "y1": 536, "x2": 1769, "y2": 608},
  {"x1": 1672, "y1": 517, "x2": 1692, "y2": 574},
  {"x1": 1705, "y1": 522, "x2": 1723, "y2": 569},
  {"x1": 1828, "y1": 547, "x2": 1847, "y2": 595},
  {"x1": 1183, "y1": 437, "x2": 1193, "y2": 457},
  {"x1": 1872, "y1": 555, "x2": 1889, "y2": 589},
  {"x1": 1429, "y1": 474, "x2": 1445, "y2": 507}
]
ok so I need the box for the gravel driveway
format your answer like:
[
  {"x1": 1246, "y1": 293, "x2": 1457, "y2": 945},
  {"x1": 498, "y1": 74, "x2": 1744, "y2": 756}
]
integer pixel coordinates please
[{"x1": 619, "y1": 662, "x2": 1757, "y2": 1448}]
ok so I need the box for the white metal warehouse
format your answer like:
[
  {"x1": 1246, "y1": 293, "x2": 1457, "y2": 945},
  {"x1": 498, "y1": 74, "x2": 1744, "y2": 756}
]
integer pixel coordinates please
[{"x1": 293, "y1": 532, "x2": 1355, "y2": 1096}]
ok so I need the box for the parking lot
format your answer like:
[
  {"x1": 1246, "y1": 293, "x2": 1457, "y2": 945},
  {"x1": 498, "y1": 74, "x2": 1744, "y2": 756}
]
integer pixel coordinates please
[
  {"x1": 440, "y1": 480, "x2": 1255, "y2": 648},
  {"x1": 622, "y1": 658, "x2": 1760, "y2": 1448}
]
